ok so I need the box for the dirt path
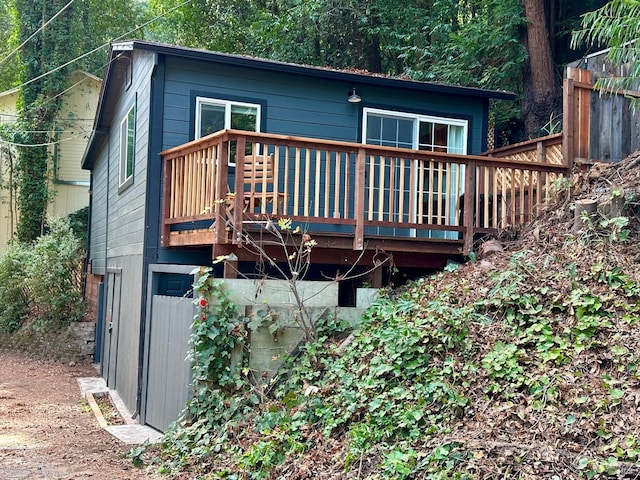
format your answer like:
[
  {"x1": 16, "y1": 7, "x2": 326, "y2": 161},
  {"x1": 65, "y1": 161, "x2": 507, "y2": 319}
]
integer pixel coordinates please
[{"x1": 0, "y1": 351, "x2": 159, "y2": 480}]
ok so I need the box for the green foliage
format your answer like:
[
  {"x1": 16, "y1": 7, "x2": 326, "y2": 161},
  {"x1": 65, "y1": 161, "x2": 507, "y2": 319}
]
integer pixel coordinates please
[
  {"x1": 189, "y1": 270, "x2": 245, "y2": 391},
  {"x1": 0, "y1": 242, "x2": 30, "y2": 333},
  {"x1": 0, "y1": 1, "x2": 20, "y2": 91},
  {"x1": 0, "y1": 217, "x2": 84, "y2": 333},
  {"x1": 14, "y1": 0, "x2": 69, "y2": 242},
  {"x1": 24, "y1": 218, "x2": 85, "y2": 328},
  {"x1": 572, "y1": 0, "x2": 640, "y2": 94},
  {"x1": 66, "y1": 206, "x2": 89, "y2": 251},
  {"x1": 149, "y1": 245, "x2": 640, "y2": 478},
  {"x1": 15, "y1": 137, "x2": 49, "y2": 242}
]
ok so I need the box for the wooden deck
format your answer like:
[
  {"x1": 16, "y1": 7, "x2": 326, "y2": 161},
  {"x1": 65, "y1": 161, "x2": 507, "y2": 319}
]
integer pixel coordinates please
[{"x1": 160, "y1": 130, "x2": 568, "y2": 268}]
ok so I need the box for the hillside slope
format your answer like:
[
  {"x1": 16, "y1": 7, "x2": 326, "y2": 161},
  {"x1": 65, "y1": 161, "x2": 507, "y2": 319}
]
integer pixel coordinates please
[{"x1": 157, "y1": 156, "x2": 640, "y2": 479}]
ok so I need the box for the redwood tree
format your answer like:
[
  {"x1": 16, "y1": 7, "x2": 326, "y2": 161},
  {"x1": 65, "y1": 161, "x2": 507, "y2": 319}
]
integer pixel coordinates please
[{"x1": 522, "y1": 0, "x2": 559, "y2": 137}]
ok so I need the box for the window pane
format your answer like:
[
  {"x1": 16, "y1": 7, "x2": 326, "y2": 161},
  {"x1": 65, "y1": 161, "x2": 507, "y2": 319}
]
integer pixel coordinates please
[
  {"x1": 367, "y1": 114, "x2": 414, "y2": 149},
  {"x1": 126, "y1": 107, "x2": 135, "y2": 178},
  {"x1": 199, "y1": 103, "x2": 225, "y2": 137},
  {"x1": 366, "y1": 115, "x2": 381, "y2": 144},
  {"x1": 397, "y1": 119, "x2": 413, "y2": 148},
  {"x1": 418, "y1": 122, "x2": 433, "y2": 150},
  {"x1": 448, "y1": 125, "x2": 464, "y2": 154},
  {"x1": 230, "y1": 105, "x2": 257, "y2": 131},
  {"x1": 433, "y1": 123, "x2": 448, "y2": 152}
]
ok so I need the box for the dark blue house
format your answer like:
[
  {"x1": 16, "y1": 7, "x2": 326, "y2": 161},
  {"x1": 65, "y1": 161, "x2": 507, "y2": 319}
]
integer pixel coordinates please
[{"x1": 83, "y1": 40, "x2": 519, "y2": 430}]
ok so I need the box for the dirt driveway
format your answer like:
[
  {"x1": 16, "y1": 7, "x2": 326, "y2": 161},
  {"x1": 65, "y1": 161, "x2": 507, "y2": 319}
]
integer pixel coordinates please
[{"x1": 0, "y1": 350, "x2": 159, "y2": 480}]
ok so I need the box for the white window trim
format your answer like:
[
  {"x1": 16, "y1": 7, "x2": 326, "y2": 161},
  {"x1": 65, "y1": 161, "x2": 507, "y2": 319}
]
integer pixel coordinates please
[
  {"x1": 362, "y1": 107, "x2": 468, "y2": 154},
  {"x1": 195, "y1": 96, "x2": 261, "y2": 139},
  {"x1": 119, "y1": 104, "x2": 135, "y2": 190},
  {"x1": 362, "y1": 107, "x2": 468, "y2": 239}
]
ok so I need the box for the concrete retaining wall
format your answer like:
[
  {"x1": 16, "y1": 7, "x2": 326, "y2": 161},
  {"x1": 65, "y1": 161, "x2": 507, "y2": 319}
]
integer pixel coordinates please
[{"x1": 213, "y1": 279, "x2": 378, "y2": 381}]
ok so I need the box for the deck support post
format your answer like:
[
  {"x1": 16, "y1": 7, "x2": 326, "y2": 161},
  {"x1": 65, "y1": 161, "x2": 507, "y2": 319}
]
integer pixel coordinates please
[
  {"x1": 463, "y1": 160, "x2": 476, "y2": 256},
  {"x1": 223, "y1": 253, "x2": 239, "y2": 279},
  {"x1": 353, "y1": 148, "x2": 366, "y2": 251},
  {"x1": 364, "y1": 265, "x2": 383, "y2": 288}
]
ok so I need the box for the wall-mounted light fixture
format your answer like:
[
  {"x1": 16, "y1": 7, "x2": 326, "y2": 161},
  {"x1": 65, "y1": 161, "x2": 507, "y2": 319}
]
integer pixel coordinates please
[{"x1": 347, "y1": 88, "x2": 362, "y2": 103}]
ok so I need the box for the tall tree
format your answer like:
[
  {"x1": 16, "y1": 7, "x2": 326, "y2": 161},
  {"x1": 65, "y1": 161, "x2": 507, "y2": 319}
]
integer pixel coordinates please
[
  {"x1": 13, "y1": 0, "x2": 144, "y2": 242},
  {"x1": 522, "y1": 0, "x2": 559, "y2": 137}
]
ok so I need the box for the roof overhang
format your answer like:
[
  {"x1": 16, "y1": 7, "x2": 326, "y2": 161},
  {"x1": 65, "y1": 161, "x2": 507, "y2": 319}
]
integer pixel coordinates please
[{"x1": 115, "y1": 40, "x2": 514, "y2": 100}]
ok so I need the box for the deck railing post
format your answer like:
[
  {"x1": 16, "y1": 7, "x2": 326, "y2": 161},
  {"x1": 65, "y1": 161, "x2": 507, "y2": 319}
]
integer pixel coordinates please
[
  {"x1": 160, "y1": 155, "x2": 172, "y2": 247},
  {"x1": 463, "y1": 159, "x2": 476, "y2": 256},
  {"x1": 213, "y1": 137, "x2": 229, "y2": 245},
  {"x1": 353, "y1": 148, "x2": 366, "y2": 250},
  {"x1": 232, "y1": 136, "x2": 246, "y2": 245}
]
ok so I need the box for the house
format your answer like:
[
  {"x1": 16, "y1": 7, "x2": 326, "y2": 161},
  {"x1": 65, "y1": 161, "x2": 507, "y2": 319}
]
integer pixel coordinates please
[
  {"x1": 83, "y1": 40, "x2": 568, "y2": 432},
  {"x1": 0, "y1": 71, "x2": 101, "y2": 251}
]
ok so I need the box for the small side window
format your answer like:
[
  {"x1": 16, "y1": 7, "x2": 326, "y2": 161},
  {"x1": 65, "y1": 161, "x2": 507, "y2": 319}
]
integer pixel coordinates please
[{"x1": 119, "y1": 104, "x2": 135, "y2": 190}]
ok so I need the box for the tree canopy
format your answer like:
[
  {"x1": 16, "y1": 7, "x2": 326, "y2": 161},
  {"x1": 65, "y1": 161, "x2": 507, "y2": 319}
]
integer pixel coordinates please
[{"x1": 573, "y1": 0, "x2": 640, "y2": 93}]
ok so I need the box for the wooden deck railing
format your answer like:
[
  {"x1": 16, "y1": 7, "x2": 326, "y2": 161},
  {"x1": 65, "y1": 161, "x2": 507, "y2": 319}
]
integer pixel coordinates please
[{"x1": 160, "y1": 130, "x2": 569, "y2": 254}]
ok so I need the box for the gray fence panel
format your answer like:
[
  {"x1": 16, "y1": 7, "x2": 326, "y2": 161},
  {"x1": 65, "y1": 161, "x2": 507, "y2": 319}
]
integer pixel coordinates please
[
  {"x1": 590, "y1": 89, "x2": 640, "y2": 162},
  {"x1": 145, "y1": 295, "x2": 194, "y2": 432}
]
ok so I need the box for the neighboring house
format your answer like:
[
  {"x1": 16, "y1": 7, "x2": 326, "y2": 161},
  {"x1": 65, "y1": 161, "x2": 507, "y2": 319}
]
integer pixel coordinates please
[
  {"x1": 0, "y1": 71, "x2": 101, "y2": 251},
  {"x1": 83, "y1": 40, "x2": 568, "y2": 431}
]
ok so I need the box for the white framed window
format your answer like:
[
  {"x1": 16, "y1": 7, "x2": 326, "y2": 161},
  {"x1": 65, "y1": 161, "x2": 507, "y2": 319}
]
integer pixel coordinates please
[
  {"x1": 119, "y1": 104, "x2": 135, "y2": 189},
  {"x1": 195, "y1": 97, "x2": 260, "y2": 138},
  {"x1": 362, "y1": 107, "x2": 467, "y2": 153},
  {"x1": 195, "y1": 97, "x2": 261, "y2": 166}
]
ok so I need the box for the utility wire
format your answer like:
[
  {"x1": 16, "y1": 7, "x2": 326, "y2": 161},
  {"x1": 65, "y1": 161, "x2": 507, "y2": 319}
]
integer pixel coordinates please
[
  {"x1": 8, "y1": 0, "x2": 194, "y2": 94},
  {"x1": 0, "y1": 0, "x2": 194, "y2": 148},
  {"x1": 0, "y1": 132, "x2": 87, "y2": 148},
  {"x1": 0, "y1": 0, "x2": 76, "y2": 68}
]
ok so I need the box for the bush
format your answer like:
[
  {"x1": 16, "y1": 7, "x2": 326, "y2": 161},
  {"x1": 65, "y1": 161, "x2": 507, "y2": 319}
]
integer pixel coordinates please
[
  {"x1": 65, "y1": 206, "x2": 89, "y2": 250},
  {"x1": 0, "y1": 217, "x2": 85, "y2": 333},
  {"x1": 0, "y1": 243, "x2": 30, "y2": 333},
  {"x1": 25, "y1": 218, "x2": 85, "y2": 328}
]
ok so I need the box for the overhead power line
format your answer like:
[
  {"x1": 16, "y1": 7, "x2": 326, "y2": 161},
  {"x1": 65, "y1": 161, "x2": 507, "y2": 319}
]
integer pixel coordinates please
[
  {"x1": 0, "y1": 131, "x2": 87, "y2": 148},
  {"x1": 0, "y1": 0, "x2": 194, "y2": 150},
  {"x1": 9, "y1": 0, "x2": 194, "y2": 94},
  {"x1": 0, "y1": 0, "x2": 76, "y2": 68}
]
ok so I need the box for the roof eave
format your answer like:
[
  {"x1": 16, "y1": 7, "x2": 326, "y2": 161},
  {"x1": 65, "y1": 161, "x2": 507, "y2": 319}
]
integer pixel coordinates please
[{"x1": 116, "y1": 40, "x2": 515, "y2": 101}]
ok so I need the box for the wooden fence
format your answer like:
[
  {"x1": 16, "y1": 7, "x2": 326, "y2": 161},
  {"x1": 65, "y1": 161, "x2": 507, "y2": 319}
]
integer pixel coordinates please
[{"x1": 564, "y1": 66, "x2": 640, "y2": 163}]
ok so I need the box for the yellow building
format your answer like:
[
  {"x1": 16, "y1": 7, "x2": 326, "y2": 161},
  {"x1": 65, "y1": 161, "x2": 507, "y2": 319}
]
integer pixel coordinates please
[{"x1": 0, "y1": 71, "x2": 101, "y2": 251}]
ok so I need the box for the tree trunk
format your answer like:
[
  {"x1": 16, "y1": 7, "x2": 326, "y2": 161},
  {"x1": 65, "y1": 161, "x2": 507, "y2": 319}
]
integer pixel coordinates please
[{"x1": 523, "y1": 0, "x2": 559, "y2": 137}]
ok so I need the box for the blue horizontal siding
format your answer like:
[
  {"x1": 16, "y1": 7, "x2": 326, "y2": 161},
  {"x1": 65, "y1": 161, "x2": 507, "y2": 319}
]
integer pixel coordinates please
[{"x1": 161, "y1": 55, "x2": 486, "y2": 154}]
